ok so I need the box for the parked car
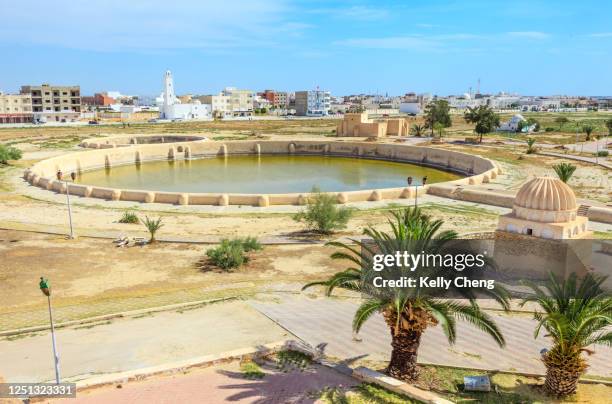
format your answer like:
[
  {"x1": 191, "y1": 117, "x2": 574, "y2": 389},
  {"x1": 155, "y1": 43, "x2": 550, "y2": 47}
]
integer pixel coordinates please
[{"x1": 88, "y1": 120, "x2": 99, "y2": 125}]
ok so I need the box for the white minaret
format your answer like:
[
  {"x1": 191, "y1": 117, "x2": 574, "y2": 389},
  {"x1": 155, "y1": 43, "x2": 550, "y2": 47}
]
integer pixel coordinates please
[{"x1": 161, "y1": 70, "x2": 176, "y2": 119}]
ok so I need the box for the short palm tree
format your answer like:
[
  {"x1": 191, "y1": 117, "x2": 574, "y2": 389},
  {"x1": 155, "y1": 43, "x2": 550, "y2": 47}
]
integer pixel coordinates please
[
  {"x1": 526, "y1": 137, "x2": 537, "y2": 154},
  {"x1": 521, "y1": 272, "x2": 611, "y2": 397},
  {"x1": 410, "y1": 124, "x2": 425, "y2": 137},
  {"x1": 303, "y1": 208, "x2": 509, "y2": 382},
  {"x1": 582, "y1": 124, "x2": 594, "y2": 141},
  {"x1": 552, "y1": 162, "x2": 577, "y2": 183},
  {"x1": 141, "y1": 216, "x2": 164, "y2": 243}
]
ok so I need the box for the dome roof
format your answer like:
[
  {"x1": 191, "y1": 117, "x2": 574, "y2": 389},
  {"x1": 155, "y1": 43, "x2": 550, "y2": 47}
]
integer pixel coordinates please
[{"x1": 514, "y1": 177, "x2": 577, "y2": 211}]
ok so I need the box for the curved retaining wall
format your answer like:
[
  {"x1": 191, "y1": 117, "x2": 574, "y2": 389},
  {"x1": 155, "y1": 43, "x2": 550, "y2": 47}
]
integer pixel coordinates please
[
  {"x1": 23, "y1": 140, "x2": 501, "y2": 206},
  {"x1": 80, "y1": 134, "x2": 206, "y2": 149}
]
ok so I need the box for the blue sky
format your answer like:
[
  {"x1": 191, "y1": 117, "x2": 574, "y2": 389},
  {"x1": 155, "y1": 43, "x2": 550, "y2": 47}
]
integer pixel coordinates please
[{"x1": 0, "y1": 0, "x2": 610, "y2": 96}]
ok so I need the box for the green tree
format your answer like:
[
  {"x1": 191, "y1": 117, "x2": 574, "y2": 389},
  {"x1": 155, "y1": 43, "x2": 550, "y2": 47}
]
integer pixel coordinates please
[
  {"x1": 521, "y1": 273, "x2": 611, "y2": 397},
  {"x1": 423, "y1": 100, "x2": 452, "y2": 136},
  {"x1": 552, "y1": 162, "x2": 577, "y2": 183},
  {"x1": 141, "y1": 216, "x2": 163, "y2": 243},
  {"x1": 605, "y1": 118, "x2": 612, "y2": 136},
  {"x1": 0, "y1": 145, "x2": 23, "y2": 165},
  {"x1": 410, "y1": 124, "x2": 425, "y2": 137},
  {"x1": 555, "y1": 116, "x2": 570, "y2": 131},
  {"x1": 463, "y1": 105, "x2": 500, "y2": 143},
  {"x1": 293, "y1": 187, "x2": 352, "y2": 234},
  {"x1": 582, "y1": 124, "x2": 594, "y2": 141},
  {"x1": 303, "y1": 208, "x2": 508, "y2": 382}
]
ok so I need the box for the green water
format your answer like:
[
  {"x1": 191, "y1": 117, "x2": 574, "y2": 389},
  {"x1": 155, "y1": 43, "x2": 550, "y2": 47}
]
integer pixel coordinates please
[{"x1": 77, "y1": 155, "x2": 461, "y2": 194}]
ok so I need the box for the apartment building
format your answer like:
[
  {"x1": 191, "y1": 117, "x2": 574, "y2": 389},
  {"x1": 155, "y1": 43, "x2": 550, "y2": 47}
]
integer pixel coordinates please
[
  {"x1": 197, "y1": 95, "x2": 231, "y2": 118},
  {"x1": 260, "y1": 90, "x2": 288, "y2": 108},
  {"x1": 295, "y1": 90, "x2": 331, "y2": 116},
  {"x1": 221, "y1": 87, "x2": 254, "y2": 116},
  {"x1": 20, "y1": 84, "x2": 81, "y2": 122},
  {"x1": 0, "y1": 92, "x2": 33, "y2": 123}
]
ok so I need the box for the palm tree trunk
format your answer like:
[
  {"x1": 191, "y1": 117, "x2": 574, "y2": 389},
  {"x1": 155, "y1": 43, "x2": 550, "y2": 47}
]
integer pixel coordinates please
[
  {"x1": 386, "y1": 328, "x2": 422, "y2": 382},
  {"x1": 544, "y1": 363, "x2": 582, "y2": 397}
]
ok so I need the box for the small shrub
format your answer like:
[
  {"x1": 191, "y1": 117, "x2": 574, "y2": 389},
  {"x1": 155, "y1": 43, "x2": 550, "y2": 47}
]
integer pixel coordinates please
[
  {"x1": 241, "y1": 236, "x2": 262, "y2": 252},
  {"x1": 293, "y1": 187, "x2": 352, "y2": 234},
  {"x1": 596, "y1": 150, "x2": 609, "y2": 157},
  {"x1": 0, "y1": 144, "x2": 22, "y2": 164},
  {"x1": 119, "y1": 211, "x2": 139, "y2": 224},
  {"x1": 206, "y1": 236, "x2": 262, "y2": 270},
  {"x1": 545, "y1": 127, "x2": 555, "y2": 132},
  {"x1": 240, "y1": 360, "x2": 265, "y2": 380},
  {"x1": 552, "y1": 162, "x2": 576, "y2": 183}
]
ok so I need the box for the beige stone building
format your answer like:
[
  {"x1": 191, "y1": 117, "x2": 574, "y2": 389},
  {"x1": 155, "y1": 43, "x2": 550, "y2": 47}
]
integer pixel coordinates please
[
  {"x1": 221, "y1": 87, "x2": 253, "y2": 116},
  {"x1": 497, "y1": 177, "x2": 589, "y2": 240},
  {"x1": 494, "y1": 177, "x2": 591, "y2": 280},
  {"x1": 336, "y1": 112, "x2": 410, "y2": 137},
  {"x1": 20, "y1": 84, "x2": 81, "y2": 122},
  {"x1": 197, "y1": 95, "x2": 231, "y2": 118},
  {"x1": 0, "y1": 92, "x2": 32, "y2": 123}
]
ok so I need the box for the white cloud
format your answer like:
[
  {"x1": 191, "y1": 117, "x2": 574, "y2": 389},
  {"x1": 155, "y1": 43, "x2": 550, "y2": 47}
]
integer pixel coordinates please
[
  {"x1": 334, "y1": 36, "x2": 437, "y2": 50},
  {"x1": 0, "y1": 0, "x2": 295, "y2": 51}
]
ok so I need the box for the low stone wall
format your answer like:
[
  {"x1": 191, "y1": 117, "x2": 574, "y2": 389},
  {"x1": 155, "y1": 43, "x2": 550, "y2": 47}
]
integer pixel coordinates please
[
  {"x1": 24, "y1": 139, "x2": 501, "y2": 206},
  {"x1": 80, "y1": 134, "x2": 206, "y2": 149}
]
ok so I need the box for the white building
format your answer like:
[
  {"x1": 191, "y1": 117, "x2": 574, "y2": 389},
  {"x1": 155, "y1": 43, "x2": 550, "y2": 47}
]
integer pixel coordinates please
[
  {"x1": 498, "y1": 114, "x2": 535, "y2": 132},
  {"x1": 295, "y1": 90, "x2": 331, "y2": 116},
  {"x1": 159, "y1": 71, "x2": 211, "y2": 121}
]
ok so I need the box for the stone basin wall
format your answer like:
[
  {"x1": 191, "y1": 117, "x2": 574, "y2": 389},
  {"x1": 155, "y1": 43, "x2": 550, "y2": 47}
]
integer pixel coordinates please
[{"x1": 23, "y1": 139, "x2": 501, "y2": 207}]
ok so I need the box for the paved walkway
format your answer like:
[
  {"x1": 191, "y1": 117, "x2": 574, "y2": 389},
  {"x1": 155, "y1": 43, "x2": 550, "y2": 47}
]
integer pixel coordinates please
[
  {"x1": 51, "y1": 363, "x2": 355, "y2": 404},
  {"x1": 537, "y1": 151, "x2": 611, "y2": 169},
  {"x1": 251, "y1": 296, "x2": 612, "y2": 378},
  {"x1": 0, "y1": 301, "x2": 289, "y2": 383}
]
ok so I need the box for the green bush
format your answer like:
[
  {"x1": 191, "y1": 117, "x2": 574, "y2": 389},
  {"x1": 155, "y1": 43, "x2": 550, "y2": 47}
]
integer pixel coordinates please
[
  {"x1": 206, "y1": 237, "x2": 262, "y2": 270},
  {"x1": 0, "y1": 145, "x2": 22, "y2": 164},
  {"x1": 119, "y1": 210, "x2": 139, "y2": 224},
  {"x1": 293, "y1": 187, "x2": 352, "y2": 234},
  {"x1": 596, "y1": 150, "x2": 609, "y2": 157},
  {"x1": 545, "y1": 127, "x2": 555, "y2": 132}
]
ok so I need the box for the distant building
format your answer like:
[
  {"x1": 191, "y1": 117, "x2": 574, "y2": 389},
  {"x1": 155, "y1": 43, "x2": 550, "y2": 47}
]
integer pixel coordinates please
[
  {"x1": 197, "y1": 95, "x2": 230, "y2": 118},
  {"x1": 336, "y1": 112, "x2": 409, "y2": 137},
  {"x1": 221, "y1": 87, "x2": 254, "y2": 116},
  {"x1": 0, "y1": 92, "x2": 33, "y2": 123},
  {"x1": 498, "y1": 114, "x2": 535, "y2": 132},
  {"x1": 295, "y1": 90, "x2": 331, "y2": 116},
  {"x1": 82, "y1": 93, "x2": 116, "y2": 107},
  {"x1": 20, "y1": 84, "x2": 81, "y2": 122},
  {"x1": 159, "y1": 71, "x2": 211, "y2": 121},
  {"x1": 259, "y1": 90, "x2": 288, "y2": 108}
]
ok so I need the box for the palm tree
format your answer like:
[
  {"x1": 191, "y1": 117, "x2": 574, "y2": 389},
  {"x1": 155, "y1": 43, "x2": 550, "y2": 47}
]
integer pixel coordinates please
[
  {"x1": 303, "y1": 208, "x2": 509, "y2": 382},
  {"x1": 141, "y1": 216, "x2": 164, "y2": 243},
  {"x1": 552, "y1": 162, "x2": 577, "y2": 183},
  {"x1": 582, "y1": 124, "x2": 594, "y2": 141},
  {"x1": 526, "y1": 137, "x2": 537, "y2": 154},
  {"x1": 521, "y1": 272, "x2": 611, "y2": 397},
  {"x1": 410, "y1": 124, "x2": 425, "y2": 137}
]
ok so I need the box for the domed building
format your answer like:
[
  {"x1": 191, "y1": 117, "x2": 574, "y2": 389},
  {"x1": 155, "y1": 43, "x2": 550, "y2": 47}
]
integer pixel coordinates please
[{"x1": 497, "y1": 177, "x2": 589, "y2": 240}]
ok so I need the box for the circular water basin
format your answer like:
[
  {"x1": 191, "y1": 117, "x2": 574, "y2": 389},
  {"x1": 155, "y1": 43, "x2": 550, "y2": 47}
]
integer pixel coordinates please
[{"x1": 76, "y1": 154, "x2": 462, "y2": 194}]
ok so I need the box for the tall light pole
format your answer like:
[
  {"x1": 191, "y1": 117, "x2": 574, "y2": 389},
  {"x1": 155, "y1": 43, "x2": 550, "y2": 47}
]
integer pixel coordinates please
[
  {"x1": 40, "y1": 277, "x2": 61, "y2": 384},
  {"x1": 56, "y1": 170, "x2": 75, "y2": 239},
  {"x1": 407, "y1": 176, "x2": 428, "y2": 208}
]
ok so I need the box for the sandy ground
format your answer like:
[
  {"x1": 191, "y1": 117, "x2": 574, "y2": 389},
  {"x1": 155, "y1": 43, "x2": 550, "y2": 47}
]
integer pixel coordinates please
[{"x1": 0, "y1": 230, "x2": 347, "y2": 316}]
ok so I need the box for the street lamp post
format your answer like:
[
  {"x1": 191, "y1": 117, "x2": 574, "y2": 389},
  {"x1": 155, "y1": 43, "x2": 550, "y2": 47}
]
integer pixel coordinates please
[
  {"x1": 39, "y1": 277, "x2": 61, "y2": 384},
  {"x1": 56, "y1": 170, "x2": 75, "y2": 239},
  {"x1": 407, "y1": 176, "x2": 428, "y2": 208}
]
